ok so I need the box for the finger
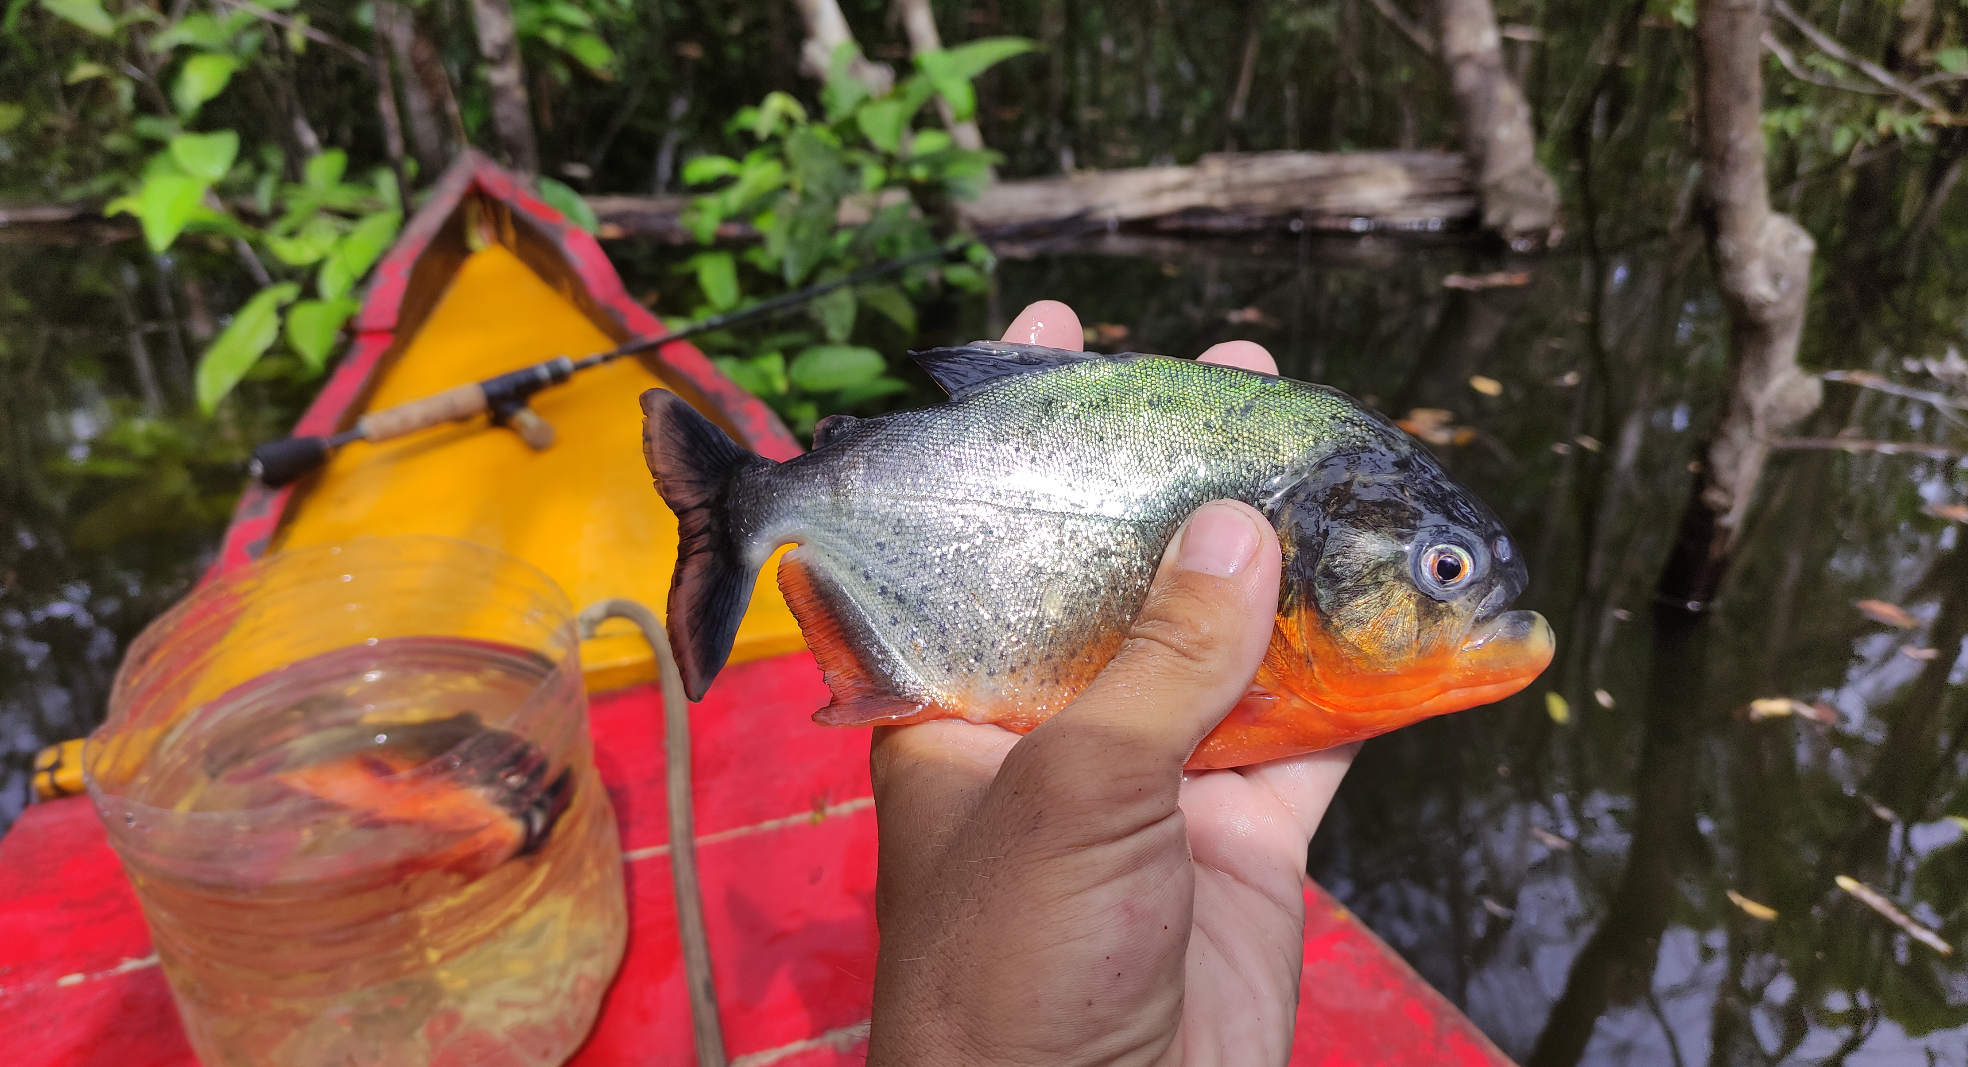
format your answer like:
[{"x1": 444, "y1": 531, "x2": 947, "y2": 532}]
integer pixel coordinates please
[
  {"x1": 1235, "y1": 741, "x2": 1358, "y2": 845},
  {"x1": 1011, "y1": 500, "x2": 1282, "y2": 807},
  {"x1": 1001, "y1": 300, "x2": 1085, "y2": 350},
  {"x1": 1197, "y1": 339, "x2": 1277, "y2": 374},
  {"x1": 870, "y1": 721, "x2": 1020, "y2": 903}
]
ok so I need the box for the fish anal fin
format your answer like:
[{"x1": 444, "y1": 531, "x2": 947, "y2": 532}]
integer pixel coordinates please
[
  {"x1": 777, "y1": 550, "x2": 932, "y2": 727},
  {"x1": 911, "y1": 341, "x2": 1129, "y2": 400}
]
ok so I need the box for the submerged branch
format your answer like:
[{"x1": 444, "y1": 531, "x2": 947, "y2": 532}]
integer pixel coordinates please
[{"x1": 1770, "y1": 438, "x2": 1966, "y2": 459}]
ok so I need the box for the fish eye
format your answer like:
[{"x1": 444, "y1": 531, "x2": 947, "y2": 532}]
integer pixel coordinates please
[{"x1": 1419, "y1": 544, "x2": 1476, "y2": 593}]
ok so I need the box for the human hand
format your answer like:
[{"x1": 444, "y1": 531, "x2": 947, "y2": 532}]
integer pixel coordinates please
[{"x1": 864, "y1": 301, "x2": 1358, "y2": 1067}]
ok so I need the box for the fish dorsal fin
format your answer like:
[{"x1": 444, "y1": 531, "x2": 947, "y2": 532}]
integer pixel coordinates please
[
  {"x1": 910, "y1": 341, "x2": 1114, "y2": 400},
  {"x1": 811, "y1": 413, "x2": 860, "y2": 448}
]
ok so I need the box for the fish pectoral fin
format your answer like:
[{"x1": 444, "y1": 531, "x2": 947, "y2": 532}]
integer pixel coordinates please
[{"x1": 779, "y1": 550, "x2": 931, "y2": 728}]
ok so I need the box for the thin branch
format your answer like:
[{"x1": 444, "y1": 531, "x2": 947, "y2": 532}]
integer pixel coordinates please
[
  {"x1": 1822, "y1": 369, "x2": 1968, "y2": 424},
  {"x1": 213, "y1": 0, "x2": 376, "y2": 69},
  {"x1": 1761, "y1": 31, "x2": 1887, "y2": 96},
  {"x1": 1771, "y1": 437, "x2": 1966, "y2": 459},
  {"x1": 1768, "y1": 0, "x2": 1945, "y2": 112},
  {"x1": 1366, "y1": 0, "x2": 1437, "y2": 57}
]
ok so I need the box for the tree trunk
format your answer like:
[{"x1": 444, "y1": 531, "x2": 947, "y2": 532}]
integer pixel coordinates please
[
  {"x1": 1431, "y1": 0, "x2": 1558, "y2": 243},
  {"x1": 1659, "y1": 0, "x2": 1820, "y2": 607},
  {"x1": 791, "y1": 0, "x2": 892, "y2": 93},
  {"x1": 375, "y1": 0, "x2": 451, "y2": 176},
  {"x1": 896, "y1": 0, "x2": 985, "y2": 151},
  {"x1": 468, "y1": 0, "x2": 539, "y2": 175}
]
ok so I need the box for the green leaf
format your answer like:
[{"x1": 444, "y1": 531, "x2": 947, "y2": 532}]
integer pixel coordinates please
[
  {"x1": 859, "y1": 286, "x2": 917, "y2": 334},
  {"x1": 750, "y1": 91, "x2": 808, "y2": 139},
  {"x1": 1939, "y1": 47, "x2": 1968, "y2": 75},
  {"x1": 265, "y1": 214, "x2": 341, "y2": 265},
  {"x1": 835, "y1": 375, "x2": 909, "y2": 407},
  {"x1": 1831, "y1": 123, "x2": 1858, "y2": 155},
  {"x1": 167, "y1": 130, "x2": 238, "y2": 181},
  {"x1": 681, "y1": 155, "x2": 740, "y2": 185},
  {"x1": 856, "y1": 98, "x2": 910, "y2": 154},
  {"x1": 811, "y1": 285, "x2": 856, "y2": 343},
  {"x1": 684, "y1": 250, "x2": 739, "y2": 311},
  {"x1": 562, "y1": 32, "x2": 615, "y2": 76},
  {"x1": 316, "y1": 210, "x2": 401, "y2": 300},
  {"x1": 822, "y1": 44, "x2": 874, "y2": 122},
  {"x1": 65, "y1": 60, "x2": 109, "y2": 83},
  {"x1": 173, "y1": 53, "x2": 239, "y2": 116},
  {"x1": 910, "y1": 128, "x2": 954, "y2": 157},
  {"x1": 713, "y1": 352, "x2": 789, "y2": 397},
  {"x1": 535, "y1": 176, "x2": 598, "y2": 233},
  {"x1": 39, "y1": 0, "x2": 113, "y2": 35},
  {"x1": 303, "y1": 149, "x2": 348, "y2": 191},
  {"x1": 789, "y1": 344, "x2": 884, "y2": 392},
  {"x1": 150, "y1": 12, "x2": 242, "y2": 52},
  {"x1": 932, "y1": 78, "x2": 976, "y2": 123},
  {"x1": 917, "y1": 37, "x2": 1035, "y2": 84},
  {"x1": 942, "y1": 263, "x2": 988, "y2": 292},
  {"x1": 110, "y1": 172, "x2": 208, "y2": 253},
  {"x1": 0, "y1": 102, "x2": 23, "y2": 133},
  {"x1": 1669, "y1": 0, "x2": 1693, "y2": 28},
  {"x1": 197, "y1": 282, "x2": 300, "y2": 412},
  {"x1": 284, "y1": 297, "x2": 358, "y2": 370}
]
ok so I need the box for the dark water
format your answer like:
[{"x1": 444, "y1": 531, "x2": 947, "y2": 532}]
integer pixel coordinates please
[{"x1": 6, "y1": 226, "x2": 1968, "y2": 1063}]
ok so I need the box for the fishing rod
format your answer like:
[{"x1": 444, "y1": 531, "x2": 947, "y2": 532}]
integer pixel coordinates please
[{"x1": 248, "y1": 234, "x2": 998, "y2": 487}]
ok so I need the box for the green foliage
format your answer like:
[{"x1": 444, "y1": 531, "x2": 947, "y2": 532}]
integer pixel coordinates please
[
  {"x1": 38, "y1": 0, "x2": 111, "y2": 36},
  {"x1": 679, "y1": 38, "x2": 1030, "y2": 435},
  {"x1": 535, "y1": 175, "x2": 599, "y2": 233},
  {"x1": 196, "y1": 282, "x2": 299, "y2": 412}
]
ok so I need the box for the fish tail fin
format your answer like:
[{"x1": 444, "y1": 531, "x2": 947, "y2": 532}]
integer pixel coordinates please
[{"x1": 640, "y1": 388, "x2": 775, "y2": 701}]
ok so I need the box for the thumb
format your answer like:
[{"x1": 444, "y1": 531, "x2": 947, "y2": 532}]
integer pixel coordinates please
[{"x1": 1010, "y1": 500, "x2": 1281, "y2": 800}]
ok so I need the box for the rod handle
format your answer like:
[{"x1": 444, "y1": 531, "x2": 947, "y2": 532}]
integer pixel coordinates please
[
  {"x1": 356, "y1": 382, "x2": 488, "y2": 441},
  {"x1": 250, "y1": 435, "x2": 330, "y2": 487}
]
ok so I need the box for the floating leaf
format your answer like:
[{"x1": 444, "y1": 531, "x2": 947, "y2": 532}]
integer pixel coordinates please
[
  {"x1": 1835, "y1": 875, "x2": 1953, "y2": 955},
  {"x1": 167, "y1": 130, "x2": 239, "y2": 182},
  {"x1": 1593, "y1": 688, "x2": 1615, "y2": 708},
  {"x1": 1726, "y1": 890, "x2": 1777, "y2": 921},
  {"x1": 172, "y1": 53, "x2": 239, "y2": 116},
  {"x1": 1544, "y1": 691, "x2": 1570, "y2": 725},
  {"x1": 39, "y1": 0, "x2": 114, "y2": 35},
  {"x1": 1903, "y1": 646, "x2": 1940, "y2": 661},
  {"x1": 1856, "y1": 599, "x2": 1918, "y2": 629},
  {"x1": 789, "y1": 345, "x2": 885, "y2": 393},
  {"x1": 284, "y1": 297, "x2": 358, "y2": 370},
  {"x1": 1469, "y1": 375, "x2": 1503, "y2": 397},
  {"x1": 197, "y1": 283, "x2": 300, "y2": 411},
  {"x1": 1923, "y1": 503, "x2": 1968, "y2": 524},
  {"x1": 1529, "y1": 826, "x2": 1572, "y2": 852}
]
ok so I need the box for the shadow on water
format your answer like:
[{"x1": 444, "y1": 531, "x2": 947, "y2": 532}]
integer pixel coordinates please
[{"x1": 4, "y1": 221, "x2": 1967, "y2": 1062}]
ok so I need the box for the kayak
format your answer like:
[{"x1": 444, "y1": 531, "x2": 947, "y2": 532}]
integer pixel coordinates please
[{"x1": 0, "y1": 153, "x2": 1514, "y2": 1067}]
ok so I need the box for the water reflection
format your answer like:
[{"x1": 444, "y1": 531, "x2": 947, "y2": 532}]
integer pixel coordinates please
[
  {"x1": 998, "y1": 234, "x2": 1968, "y2": 1062},
  {"x1": 3, "y1": 229, "x2": 1964, "y2": 1062}
]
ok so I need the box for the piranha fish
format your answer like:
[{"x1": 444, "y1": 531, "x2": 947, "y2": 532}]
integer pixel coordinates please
[
  {"x1": 641, "y1": 341, "x2": 1554, "y2": 769},
  {"x1": 272, "y1": 713, "x2": 572, "y2": 876}
]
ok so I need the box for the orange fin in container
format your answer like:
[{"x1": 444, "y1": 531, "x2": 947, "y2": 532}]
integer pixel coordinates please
[{"x1": 275, "y1": 713, "x2": 573, "y2": 876}]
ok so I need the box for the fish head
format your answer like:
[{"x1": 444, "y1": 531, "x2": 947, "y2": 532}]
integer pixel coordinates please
[{"x1": 1264, "y1": 441, "x2": 1553, "y2": 734}]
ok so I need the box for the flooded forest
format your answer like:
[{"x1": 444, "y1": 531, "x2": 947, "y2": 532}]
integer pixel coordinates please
[{"x1": 5, "y1": 0, "x2": 1968, "y2": 1063}]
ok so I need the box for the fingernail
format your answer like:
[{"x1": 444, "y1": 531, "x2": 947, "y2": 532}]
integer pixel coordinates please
[{"x1": 1176, "y1": 503, "x2": 1262, "y2": 577}]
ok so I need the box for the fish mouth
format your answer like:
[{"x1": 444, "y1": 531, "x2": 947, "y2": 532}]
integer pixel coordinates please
[{"x1": 1450, "y1": 609, "x2": 1555, "y2": 698}]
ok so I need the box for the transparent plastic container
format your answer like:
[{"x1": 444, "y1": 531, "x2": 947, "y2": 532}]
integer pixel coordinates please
[{"x1": 86, "y1": 536, "x2": 627, "y2": 1067}]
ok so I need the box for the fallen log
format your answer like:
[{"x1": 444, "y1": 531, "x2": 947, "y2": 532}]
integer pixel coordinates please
[
  {"x1": 588, "y1": 151, "x2": 1477, "y2": 242},
  {"x1": 4, "y1": 151, "x2": 1478, "y2": 244}
]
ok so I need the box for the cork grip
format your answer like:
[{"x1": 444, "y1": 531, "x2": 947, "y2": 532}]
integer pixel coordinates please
[{"x1": 357, "y1": 382, "x2": 488, "y2": 441}]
